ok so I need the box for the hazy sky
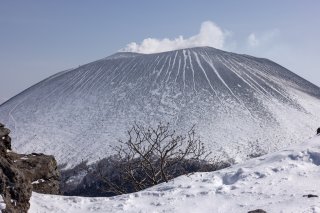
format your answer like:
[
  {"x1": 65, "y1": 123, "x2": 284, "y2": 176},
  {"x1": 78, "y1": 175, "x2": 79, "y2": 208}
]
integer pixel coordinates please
[{"x1": 1, "y1": 0, "x2": 320, "y2": 103}]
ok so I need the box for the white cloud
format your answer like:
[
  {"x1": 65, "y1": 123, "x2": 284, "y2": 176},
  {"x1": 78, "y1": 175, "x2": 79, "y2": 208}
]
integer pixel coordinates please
[
  {"x1": 120, "y1": 21, "x2": 227, "y2": 54},
  {"x1": 247, "y1": 33, "x2": 260, "y2": 47},
  {"x1": 247, "y1": 30, "x2": 279, "y2": 48}
]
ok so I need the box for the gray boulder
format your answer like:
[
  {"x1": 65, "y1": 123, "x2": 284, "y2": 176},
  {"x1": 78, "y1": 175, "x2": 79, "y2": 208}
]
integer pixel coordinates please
[
  {"x1": 7, "y1": 152, "x2": 60, "y2": 195},
  {"x1": 0, "y1": 150, "x2": 32, "y2": 213}
]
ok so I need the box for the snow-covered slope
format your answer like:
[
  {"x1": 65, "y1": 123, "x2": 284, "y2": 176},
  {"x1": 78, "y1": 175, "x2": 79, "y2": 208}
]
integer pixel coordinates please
[
  {"x1": 0, "y1": 98, "x2": 5, "y2": 105},
  {"x1": 1, "y1": 47, "x2": 320, "y2": 166},
  {"x1": 30, "y1": 135, "x2": 320, "y2": 213}
]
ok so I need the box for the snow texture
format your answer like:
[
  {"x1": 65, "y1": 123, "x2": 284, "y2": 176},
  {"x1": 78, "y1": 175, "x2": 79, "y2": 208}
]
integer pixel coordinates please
[
  {"x1": 30, "y1": 135, "x2": 320, "y2": 213},
  {"x1": 32, "y1": 179, "x2": 45, "y2": 185},
  {"x1": 1, "y1": 47, "x2": 320, "y2": 167},
  {"x1": 0, "y1": 195, "x2": 5, "y2": 210}
]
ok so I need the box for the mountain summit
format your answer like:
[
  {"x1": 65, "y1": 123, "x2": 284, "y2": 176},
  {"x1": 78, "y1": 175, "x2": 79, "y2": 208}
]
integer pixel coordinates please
[{"x1": 1, "y1": 47, "x2": 320, "y2": 166}]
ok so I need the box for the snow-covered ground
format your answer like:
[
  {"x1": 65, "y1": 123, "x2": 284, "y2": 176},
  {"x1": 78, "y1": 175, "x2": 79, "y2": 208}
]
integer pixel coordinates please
[
  {"x1": 30, "y1": 135, "x2": 320, "y2": 213},
  {"x1": 0, "y1": 195, "x2": 5, "y2": 210}
]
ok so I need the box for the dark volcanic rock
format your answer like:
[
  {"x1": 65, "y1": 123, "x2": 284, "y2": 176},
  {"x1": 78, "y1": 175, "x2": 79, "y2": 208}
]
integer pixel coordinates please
[
  {"x1": 7, "y1": 152, "x2": 60, "y2": 195},
  {"x1": 303, "y1": 194, "x2": 318, "y2": 198},
  {"x1": 8, "y1": 152, "x2": 60, "y2": 194},
  {"x1": 0, "y1": 127, "x2": 10, "y2": 137},
  {"x1": 0, "y1": 122, "x2": 60, "y2": 212},
  {"x1": 248, "y1": 209, "x2": 267, "y2": 213},
  {"x1": 0, "y1": 123, "x2": 11, "y2": 152},
  {"x1": 0, "y1": 155, "x2": 32, "y2": 213}
]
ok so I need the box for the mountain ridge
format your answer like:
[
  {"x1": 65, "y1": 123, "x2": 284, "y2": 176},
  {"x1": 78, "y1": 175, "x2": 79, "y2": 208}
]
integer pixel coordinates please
[{"x1": 3, "y1": 46, "x2": 319, "y2": 106}]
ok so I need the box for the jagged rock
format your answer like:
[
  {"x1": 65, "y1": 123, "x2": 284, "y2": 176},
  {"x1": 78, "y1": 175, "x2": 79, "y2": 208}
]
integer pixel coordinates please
[
  {"x1": 0, "y1": 154, "x2": 32, "y2": 213},
  {"x1": 7, "y1": 153, "x2": 60, "y2": 195},
  {"x1": 0, "y1": 122, "x2": 60, "y2": 212},
  {"x1": 0, "y1": 142, "x2": 5, "y2": 156},
  {"x1": 0, "y1": 125, "x2": 9, "y2": 156},
  {"x1": 0, "y1": 128, "x2": 9, "y2": 137},
  {"x1": 0, "y1": 124, "x2": 11, "y2": 151},
  {"x1": 1, "y1": 136, "x2": 11, "y2": 151}
]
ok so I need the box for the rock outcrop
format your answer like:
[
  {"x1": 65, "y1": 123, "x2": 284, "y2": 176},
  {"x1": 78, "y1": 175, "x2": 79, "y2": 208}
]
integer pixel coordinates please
[
  {"x1": 0, "y1": 123, "x2": 11, "y2": 153},
  {"x1": 0, "y1": 122, "x2": 60, "y2": 213},
  {"x1": 0, "y1": 123, "x2": 32, "y2": 213},
  {"x1": 7, "y1": 152, "x2": 60, "y2": 195},
  {"x1": 0, "y1": 153, "x2": 32, "y2": 213}
]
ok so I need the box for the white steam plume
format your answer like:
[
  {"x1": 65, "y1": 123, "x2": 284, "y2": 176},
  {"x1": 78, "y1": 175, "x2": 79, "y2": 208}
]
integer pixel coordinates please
[
  {"x1": 247, "y1": 30, "x2": 280, "y2": 48},
  {"x1": 120, "y1": 21, "x2": 226, "y2": 54}
]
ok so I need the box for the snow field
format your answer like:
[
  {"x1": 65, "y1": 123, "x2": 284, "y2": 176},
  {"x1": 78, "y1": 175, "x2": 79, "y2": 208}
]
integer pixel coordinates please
[{"x1": 30, "y1": 135, "x2": 320, "y2": 213}]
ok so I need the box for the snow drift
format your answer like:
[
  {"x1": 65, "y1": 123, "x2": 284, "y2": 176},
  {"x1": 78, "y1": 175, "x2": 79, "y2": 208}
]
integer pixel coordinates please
[{"x1": 30, "y1": 135, "x2": 320, "y2": 212}]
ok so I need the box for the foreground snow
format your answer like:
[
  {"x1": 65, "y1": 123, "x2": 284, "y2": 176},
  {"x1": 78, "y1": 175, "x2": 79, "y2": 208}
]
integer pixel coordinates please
[
  {"x1": 0, "y1": 195, "x2": 5, "y2": 210},
  {"x1": 30, "y1": 136, "x2": 320, "y2": 213}
]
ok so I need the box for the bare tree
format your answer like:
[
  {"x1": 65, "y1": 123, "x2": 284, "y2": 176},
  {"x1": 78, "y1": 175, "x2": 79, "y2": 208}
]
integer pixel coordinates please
[
  {"x1": 96, "y1": 122, "x2": 213, "y2": 194},
  {"x1": 59, "y1": 123, "x2": 233, "y2": 197}
]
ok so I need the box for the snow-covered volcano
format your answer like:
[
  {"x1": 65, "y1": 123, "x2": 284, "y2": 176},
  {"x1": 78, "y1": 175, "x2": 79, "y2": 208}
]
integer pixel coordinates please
[{"x1": 1, "y1": 47, "x2": 320, "y2": 166}]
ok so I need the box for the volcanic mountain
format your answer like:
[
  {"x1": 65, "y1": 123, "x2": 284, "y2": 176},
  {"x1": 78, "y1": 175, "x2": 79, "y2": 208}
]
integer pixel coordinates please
[{"x1": 1, "y1": 47, "x2": 320, "y2": 167}]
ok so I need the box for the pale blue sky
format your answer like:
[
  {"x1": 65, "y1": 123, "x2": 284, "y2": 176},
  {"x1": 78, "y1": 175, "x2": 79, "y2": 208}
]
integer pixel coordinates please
[{"x1": 1, "y1": 0, "x2": 320, "y2": 102}]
